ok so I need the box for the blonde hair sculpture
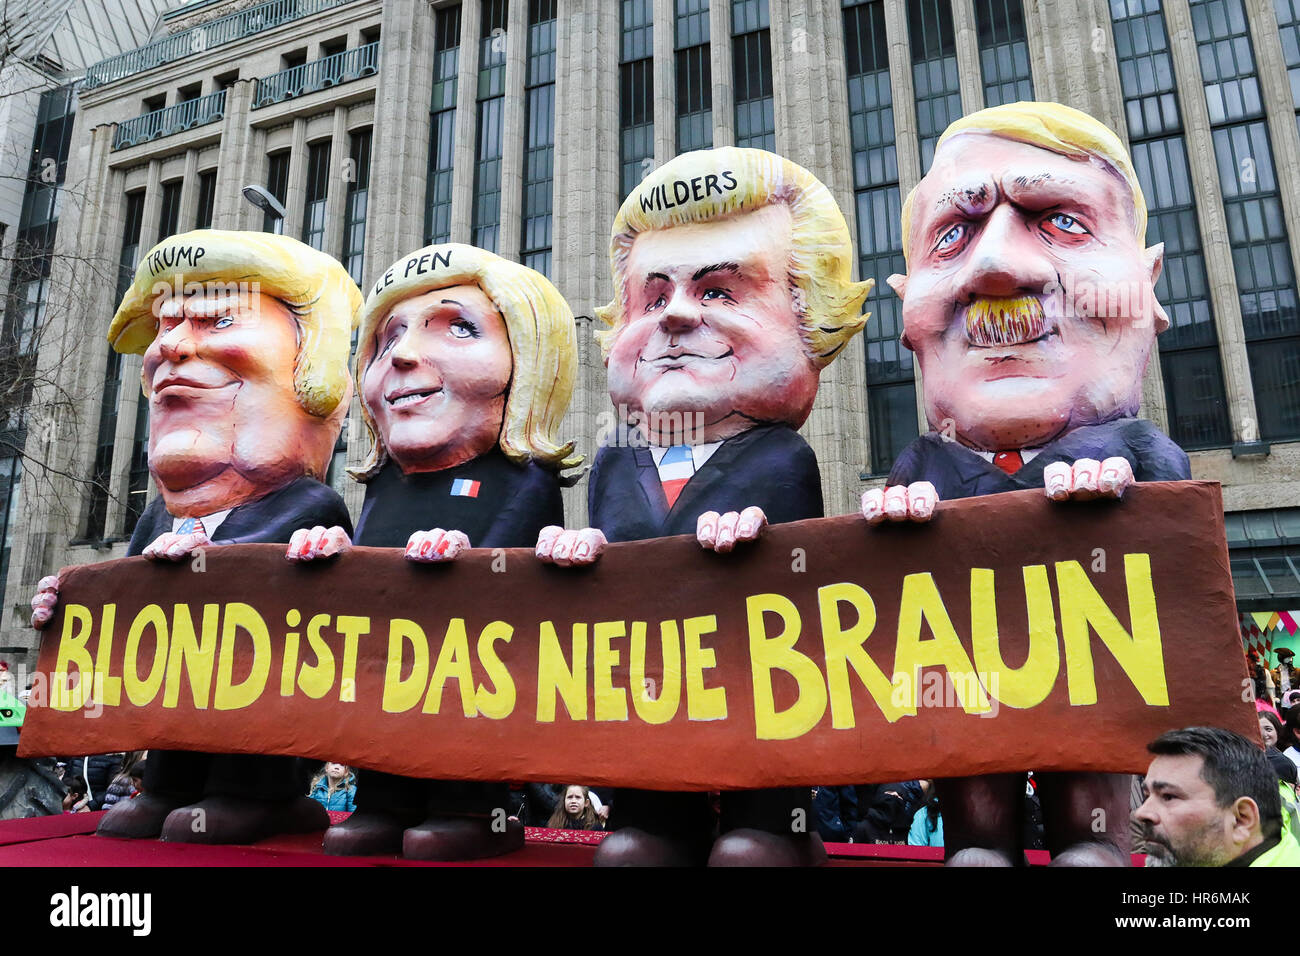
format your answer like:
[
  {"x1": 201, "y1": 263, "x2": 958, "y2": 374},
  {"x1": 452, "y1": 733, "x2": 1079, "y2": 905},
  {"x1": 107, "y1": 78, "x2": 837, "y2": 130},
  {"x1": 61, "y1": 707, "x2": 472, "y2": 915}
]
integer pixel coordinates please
[
  {"x1": 899, "y1": 101, "x2": 1149, "y2": 265},
  {"x1": 352, "y1": 243, "x2": 580, "y2": 480},
  {"x1": 109, "y1": 229, "x2": 362, "y2": 419},
  {"x1": 597, "y1": 147, "x2": 874, "y2": 366}
]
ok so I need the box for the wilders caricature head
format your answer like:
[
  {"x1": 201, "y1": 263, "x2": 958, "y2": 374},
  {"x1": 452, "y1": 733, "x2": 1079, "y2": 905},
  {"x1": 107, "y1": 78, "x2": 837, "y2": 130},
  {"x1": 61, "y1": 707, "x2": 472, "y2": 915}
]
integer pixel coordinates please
[
  {"x1": 109, "y1": 230, "x2": 362, "y2": 517},
  {"x1": 351, "y1": 243, "x2": 579, "y2": 480},
  {"x1": 894, "y1": 102, "x2": 1171, "y2": 452},
  {"x1": 597, "y1": 147, "x2": 873, "y2": 445}
]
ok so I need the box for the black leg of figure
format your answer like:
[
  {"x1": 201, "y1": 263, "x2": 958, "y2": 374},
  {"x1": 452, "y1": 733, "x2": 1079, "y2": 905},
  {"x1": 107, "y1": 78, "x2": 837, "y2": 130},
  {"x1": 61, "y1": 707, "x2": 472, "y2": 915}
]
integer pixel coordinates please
[
  {"x1": 1038, "y1": 771, "x2": 1132, "y2": 867},
  {"x1": 96, "y1": 750, "x2": 207, "y2": 840},
  {"x1": 593, "y1": 789, "x2": 714, "y2": 867},
  {"x1": 936, "y1": 774, "x2": 1026, "y2": 866},
  {"x1": 402, "y1": 780, "x2": 525, "y2": 861},
  {"x1": 159, "y1": 754, "x2": 326, "y2": 845},
  {"x1": 323, "y1": 770, "x2": 425, "y2": 856},
  {"x1": 711, "y1": 788, "x2": 827, "y2": 866}
]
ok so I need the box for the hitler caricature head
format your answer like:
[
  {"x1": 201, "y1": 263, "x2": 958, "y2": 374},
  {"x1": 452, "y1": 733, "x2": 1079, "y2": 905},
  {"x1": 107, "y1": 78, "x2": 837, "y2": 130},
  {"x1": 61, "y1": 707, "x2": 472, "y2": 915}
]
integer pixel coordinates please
[
  {"x1": 351, "y1": 243, "x2": 579, "y2": 479},
  {"x1": 597, "y1": 147, "x2": 873, "y2": 445},
  {"x1": 109, "y1": 230, "x2": 362, "y2": 517},
  {"x1": 893, "y1": 102, "x2": 1171, "y2": 451}
]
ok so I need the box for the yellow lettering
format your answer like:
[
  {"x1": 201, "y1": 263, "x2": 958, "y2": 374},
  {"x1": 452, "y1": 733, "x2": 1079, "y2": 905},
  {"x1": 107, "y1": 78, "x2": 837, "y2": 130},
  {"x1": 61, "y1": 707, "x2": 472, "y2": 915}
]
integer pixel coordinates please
[
  {"x1": 684, "y1": 614, "x2": 727, "y2": 721},
  {"x1": 746, "y1": 594, "x2": 826, "y2": 739},
  {"x1": 51, "y1": 604, "x2": 94, "y2": 711},
  {"x1": 475, "y1": 620, "x2": 516, "y2": 719},
  {"x1": 92, "y1": 604, "x2": 121, "y2": 706},
  {"x1": 593, "y1": 620, "x2": 628, "y2": 721},
  {"x1": 630, "y1": 620, "x2": 681, "y2": 725},
  {"x1": 123, "y1": 604, "x2": 168, "y2": 707},
  {"x1": 970, "y1": 566, "x2": 1059, "y2": 709},
  {"x1": 336, "y1": 616, "x2": 369, "y2": 702},
  {"x1": 1057, "y1": 554, "x2": 1168, "y2": 706},
  {"x1": 893, "y1": 572, "x2": 991, "y2": 715},
  {"x1": 163, "y1": 603, "x2": 218, "y2": 709},
  {"x1": 423, "y1": 618, "x2": 475, "y2": 716},
  {"x1": 536, "y1": 621, "x2": 587, "y2": 721},
  {"x1": 382, "y1": 619, "x2": 428, "y2": 713},
  {"x1": 818, "y1": 582, "x2": 905, "y2": 725},
  {"x1": 296, "y1": 613, "x2": 335, "y2": 700},
  {"x1": 213, "y1": 603, "x2": 270, "y2": 710}
]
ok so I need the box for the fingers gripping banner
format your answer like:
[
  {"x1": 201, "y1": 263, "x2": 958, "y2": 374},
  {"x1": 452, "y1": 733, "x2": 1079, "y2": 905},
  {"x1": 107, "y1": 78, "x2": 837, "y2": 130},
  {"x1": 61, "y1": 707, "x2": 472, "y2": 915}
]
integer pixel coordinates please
[{"x1": 20, "y1": 482, "x2": 1255, "y2": 790}]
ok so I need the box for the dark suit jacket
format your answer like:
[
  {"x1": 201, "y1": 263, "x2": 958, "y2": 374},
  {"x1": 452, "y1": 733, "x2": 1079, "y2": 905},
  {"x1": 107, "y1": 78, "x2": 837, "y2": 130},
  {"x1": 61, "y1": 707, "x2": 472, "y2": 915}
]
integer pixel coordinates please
[
  {"x1": 887, "y1": 417, "x2": 1191, "y2": 501},
  {"x1": 354, "y1": 450, "x2": 564, "y2": 549},
  {"x1": 126, "y1": 475, "x2": 353, "y2": 556},
  {"x1": 588, "y1": 423, "x2": 824, "y2": 543}
]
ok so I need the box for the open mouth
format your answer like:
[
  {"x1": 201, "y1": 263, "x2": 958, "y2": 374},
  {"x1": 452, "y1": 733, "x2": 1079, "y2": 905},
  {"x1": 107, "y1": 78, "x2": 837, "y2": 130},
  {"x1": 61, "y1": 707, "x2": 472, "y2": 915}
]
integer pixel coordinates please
[
  {"x1": 386, "y1": 387, "x2": 442, "y2": 407},
  {"x1": 964, "y1": 296, "x2": 1054, "y2": 348}
]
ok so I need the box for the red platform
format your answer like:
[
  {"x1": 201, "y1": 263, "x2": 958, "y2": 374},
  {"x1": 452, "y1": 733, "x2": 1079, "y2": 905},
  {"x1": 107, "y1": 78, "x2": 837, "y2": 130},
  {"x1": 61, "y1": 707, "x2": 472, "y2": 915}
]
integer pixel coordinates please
[{"x1": 0, "y1": 811, "x2": 959, "y2": 866}]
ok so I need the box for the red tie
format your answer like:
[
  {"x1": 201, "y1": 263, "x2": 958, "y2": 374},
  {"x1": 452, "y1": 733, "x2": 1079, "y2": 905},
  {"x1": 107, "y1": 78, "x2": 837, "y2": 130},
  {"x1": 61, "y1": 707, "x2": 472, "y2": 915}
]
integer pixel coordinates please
[{"x1": 993, "y1": 450, "x2": 1023, "y2": 475}]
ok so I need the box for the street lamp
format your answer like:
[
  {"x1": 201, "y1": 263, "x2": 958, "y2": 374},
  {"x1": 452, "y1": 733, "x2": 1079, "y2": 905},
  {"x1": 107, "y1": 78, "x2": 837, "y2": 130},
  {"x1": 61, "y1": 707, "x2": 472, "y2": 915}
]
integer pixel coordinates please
[{"x1": 241, "y1": 184, "x2": 286, "y2": 232}]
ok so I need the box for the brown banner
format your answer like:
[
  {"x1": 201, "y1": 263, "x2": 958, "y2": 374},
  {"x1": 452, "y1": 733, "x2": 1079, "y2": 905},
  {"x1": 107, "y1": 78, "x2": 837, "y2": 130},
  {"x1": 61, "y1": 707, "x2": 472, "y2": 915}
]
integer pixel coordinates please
[{"x1": 19, "y1": 481, "x2": 1255, "y2": 789}]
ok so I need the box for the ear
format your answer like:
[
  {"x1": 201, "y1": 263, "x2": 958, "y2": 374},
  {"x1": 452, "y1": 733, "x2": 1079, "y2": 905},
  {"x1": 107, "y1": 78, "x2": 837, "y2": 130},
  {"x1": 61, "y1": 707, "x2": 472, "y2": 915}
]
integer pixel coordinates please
[
  {"x1": 1144, "y1": 243, "x2": 1170, "y2": 334},
  {"x1": 1231, "y1": 795, "x2": 1262, "y2": 845}
]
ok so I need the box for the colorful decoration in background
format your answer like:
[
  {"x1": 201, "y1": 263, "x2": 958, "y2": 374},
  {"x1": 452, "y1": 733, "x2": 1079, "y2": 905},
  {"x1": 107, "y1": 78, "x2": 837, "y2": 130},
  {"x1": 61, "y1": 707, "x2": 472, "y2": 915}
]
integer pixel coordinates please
[{"x1": 1240, "y1": 610, "x2": 1300, "y2": 665}]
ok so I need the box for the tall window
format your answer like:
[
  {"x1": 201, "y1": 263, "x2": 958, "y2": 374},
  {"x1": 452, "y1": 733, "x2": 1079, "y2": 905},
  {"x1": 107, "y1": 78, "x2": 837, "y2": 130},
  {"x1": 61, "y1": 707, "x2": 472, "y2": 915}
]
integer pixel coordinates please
[
  {"x1": 159, "y1": 180, "x2": 183, "y2": 240},
  {"x1": 907, "y1": 0, "x2": 960, "y2": 170},
  {"x1": 974, "y1": 0, "x2": 1033, "y2": 106},
  {"x1": 472, "y1": 0, "x2": 509, "y2": 252},
  {"x1": 343, "y1": 128, "x2": 372, "y2": 286},
  {"x1": 0, "y1": 457, "x2": 22, "y2": 600},
  {"x1": 522, "y1": 0, "x2": 557, "y2": 275},
  {"x1": 426, "y1": 4, "x2": 461, "y2": 246},
  {"x1": 844, "y1": 0, "x2": 914, "y2": 474},
  {"x1": 302, "y1": 141, "x2": 331, "y2": 251},
  {"x1": 1110, "y1": 0, "x2": 1230, "y2": 448},
  {"x1": 731, "y1": 0, "x2": 774, "y2": 149},
  {"x1": 620, "y1": 0, "x2": 654, "y2": 199},
  {"x1": 196, "y1": 169, "x2": 217, "y2": 229},
  {"x1": 87, "y1": 191, "x2": 145, "y2": 540},
  {"x1": 1277, "y1": 0, "x2": 1300, "y2": 137},
  {"x1": 1192, "y1": 0, "x2": 1300, "y2": 441},
  {"x1": 676, "y1": 0, "x2": 712, "y2": 153},
  {"x1": 264, "y1": 151, "x2": 290, "y2": 234}
]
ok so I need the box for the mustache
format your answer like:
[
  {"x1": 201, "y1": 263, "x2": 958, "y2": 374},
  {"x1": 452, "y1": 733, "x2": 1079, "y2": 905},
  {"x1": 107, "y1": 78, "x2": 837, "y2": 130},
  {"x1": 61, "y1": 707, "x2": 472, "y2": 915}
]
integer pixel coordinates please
[{"x1": 963, "y1": 295, "x2": 1050, "y2": 347}]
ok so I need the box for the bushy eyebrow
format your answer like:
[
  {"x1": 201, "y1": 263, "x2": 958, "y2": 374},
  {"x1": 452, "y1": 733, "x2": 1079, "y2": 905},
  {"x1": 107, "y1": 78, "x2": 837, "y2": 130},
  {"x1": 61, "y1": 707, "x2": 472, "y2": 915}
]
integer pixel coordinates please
[{"x1": 692, "y1": 261, "x2": 741, "y2": 282}]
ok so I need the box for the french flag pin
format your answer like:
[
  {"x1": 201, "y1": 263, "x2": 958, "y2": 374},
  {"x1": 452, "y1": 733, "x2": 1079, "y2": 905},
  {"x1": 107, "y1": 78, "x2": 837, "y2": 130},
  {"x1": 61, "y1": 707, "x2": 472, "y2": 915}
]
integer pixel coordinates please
[{"x1": 451, "y1": 478, "x2": 481, "y2": 498}]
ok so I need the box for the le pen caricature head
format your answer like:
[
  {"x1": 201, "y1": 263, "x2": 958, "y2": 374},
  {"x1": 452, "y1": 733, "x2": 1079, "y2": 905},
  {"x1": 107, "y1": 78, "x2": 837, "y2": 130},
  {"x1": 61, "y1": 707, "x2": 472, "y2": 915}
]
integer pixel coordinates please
[
  {"x1": 352, "y1": 243, "x2": 580, "y2": 480},
  {"x1": 597, "y1": 147, "x2": 873, "y2": 367}
]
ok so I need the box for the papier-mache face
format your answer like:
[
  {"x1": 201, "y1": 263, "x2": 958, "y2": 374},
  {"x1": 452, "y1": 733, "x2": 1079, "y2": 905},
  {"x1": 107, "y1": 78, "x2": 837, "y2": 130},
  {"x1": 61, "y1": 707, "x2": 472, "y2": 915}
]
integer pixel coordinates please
[
  {"x1": 108, "y1": 230, "x2": 362, "y2": 516},
  {"x1": 352, "y1": 243, "x2": 579, "y2": 479},
  {"x1": 597, "y1": 147, "x2": 873, "y2": 444},
  {"x1": 894, "y1": 102, "x2": 1171, "y2": 451}
]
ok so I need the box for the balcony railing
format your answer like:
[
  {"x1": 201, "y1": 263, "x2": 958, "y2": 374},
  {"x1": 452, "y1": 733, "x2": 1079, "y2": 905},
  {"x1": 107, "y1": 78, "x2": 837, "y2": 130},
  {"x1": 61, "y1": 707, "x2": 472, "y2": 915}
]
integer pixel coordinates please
[
  {"x1": 113, "y1": 90, "x2": 227, "y2": 150},
  {"x1": 83, "y1": 0, "x2": 359, "y2": 90},
  {"x1": 252, "y1": 41, "x2": 379, "y2": 109}
]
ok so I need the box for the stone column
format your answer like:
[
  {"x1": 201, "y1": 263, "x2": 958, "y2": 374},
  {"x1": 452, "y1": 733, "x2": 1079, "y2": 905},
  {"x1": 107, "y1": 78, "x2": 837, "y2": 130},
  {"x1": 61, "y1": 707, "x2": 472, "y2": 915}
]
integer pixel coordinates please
[
  {"x1": 1023, "y1": 0, "x2": 1125, "y2": 131},
  {"x1": 951, "y1": 0, "x2": 985, "y2": 112},
  {"x1": 498, "y1": 0, "x2": 529, "y2": 259},
  {"x1": 653, "y1": 0, "x2": 675, "y2": 164},
  {"x1": 178, "y1": 148, "x2": 200, "y2": 231},
  {"x1": 323, "y1": 104, "x2": 350, "y2": 261},
  {"x1": 553, "y1": 0, "x2": 621, "y2": 524},
  {"x1": 710, "y1": 0, "x2": 734, "y2": 147},
  {"x1": 1162, "y1": 0, "x2": 1257, "y2": 442},
  {"x1": 450, "y1": 0, "x2": 483, "y2": 243},
  {"x1": 213, "y1": 79, "x2": 257, "y2": 230},
  {"x1": 282, "y1": 117, "x2": 309, "y2": 240},
  {"x1": 368, "y1": 0, "x2": 436, "y2": 270}
]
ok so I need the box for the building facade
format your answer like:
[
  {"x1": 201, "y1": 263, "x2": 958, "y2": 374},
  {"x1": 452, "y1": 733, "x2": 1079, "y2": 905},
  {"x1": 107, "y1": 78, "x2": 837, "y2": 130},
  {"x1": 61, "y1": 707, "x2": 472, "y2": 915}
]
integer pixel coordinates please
[{"x1": 4, "y1": 0, "x2": 1300, "y2": 670}]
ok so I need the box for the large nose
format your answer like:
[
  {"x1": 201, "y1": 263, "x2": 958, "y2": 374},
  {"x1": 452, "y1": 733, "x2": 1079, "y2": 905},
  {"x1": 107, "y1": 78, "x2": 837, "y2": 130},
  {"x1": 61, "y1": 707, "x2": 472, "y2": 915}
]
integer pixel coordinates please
[
  {"x1": 1131, "y1": 791, "x2": 1157, "y2": 828},
  {"x1": 957, "y1": 205, "x2": 1055, "y2": 300},
  {"x1": 389, "y1": 326, "x2": 421, "y2": 369},
  {"x1": 659, "y1": 286, "x2": 703, "y2": 338},
  {"x1": 156, "y1": 318, "x2": 196, "y2": 362}
]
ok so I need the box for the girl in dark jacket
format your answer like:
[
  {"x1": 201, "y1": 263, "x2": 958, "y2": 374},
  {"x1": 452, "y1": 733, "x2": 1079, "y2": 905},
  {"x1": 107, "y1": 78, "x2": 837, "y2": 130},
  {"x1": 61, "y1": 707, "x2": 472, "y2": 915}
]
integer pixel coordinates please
[{"x1": 547, "y1": 786, "x2": 605, "y2": 831}]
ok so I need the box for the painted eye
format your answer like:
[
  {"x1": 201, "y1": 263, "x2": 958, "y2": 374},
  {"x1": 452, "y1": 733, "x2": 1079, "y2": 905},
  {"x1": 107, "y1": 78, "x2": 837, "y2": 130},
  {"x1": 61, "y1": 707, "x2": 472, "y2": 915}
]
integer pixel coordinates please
[
  {"x1": 1047, "y1": 213, "x2": 1089, "y2": 235},
  {"x1": 936, "y1": 223, "x2": 965, "y2": 252},
  {"x1": 213, "y1": 316, "x2": 233, "y2": 329},
  {"x1": 645, "y1": 293, "x2": 666, "y2": 313},
  {"x1": 450, "y1": 319, "x2": 477, "y2": 339},
  {"x1": 702, "y1": 288, "x2": 731, "y2": 302}
]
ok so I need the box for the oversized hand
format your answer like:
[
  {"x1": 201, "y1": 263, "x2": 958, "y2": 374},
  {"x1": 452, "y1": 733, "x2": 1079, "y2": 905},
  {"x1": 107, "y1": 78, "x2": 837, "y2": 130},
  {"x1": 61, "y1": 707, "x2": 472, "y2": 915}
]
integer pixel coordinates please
[
  {"x1": 286, "y1": 525, "x2": 353, "y2": 561},
  {"x1": 30, "y1": 574, "x2": 60, "y2": 630},
  {"x1": 405, "y1": 528, "x2": 471, "y2": 562},
  {"x1": 861, "y1": 481, "x2": 938, "y2": 524},
  {"x1": 1043, "y1": 457, "x2": 1134, "y2": 502},
  {"x1": 142, "y1": 529, "x2": 211, "y2": 562},
  {"x1": 535, "y1": 525, "x2": 607, "y2": 566},
  {"x1": 696, "y1": 506, "x2": 767, "y2": 553}
]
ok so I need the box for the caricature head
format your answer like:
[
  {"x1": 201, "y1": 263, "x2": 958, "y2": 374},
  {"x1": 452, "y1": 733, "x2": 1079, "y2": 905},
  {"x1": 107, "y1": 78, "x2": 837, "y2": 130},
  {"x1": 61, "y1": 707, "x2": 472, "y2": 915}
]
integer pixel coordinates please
[
  {"x1": 597, "y1": 148, "x2": 873, "y2": 444},
  {"x1": 352, "y1": 243, "x2": 579, "y2": 479},
  {"x1": 109, "y1": 230, "x2": 361, "y2": 516},
  {"x1": 894, "y1": 102, "x2": 1170, "y2": 451}
]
